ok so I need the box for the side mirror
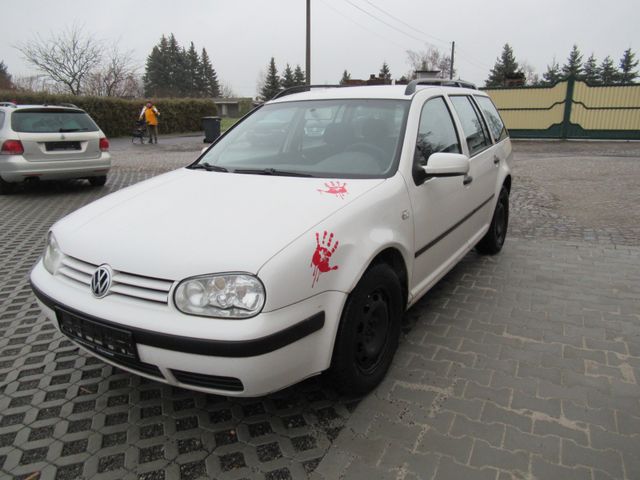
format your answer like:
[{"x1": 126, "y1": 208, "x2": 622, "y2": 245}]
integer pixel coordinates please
[{"x1": 422, "y1": 152, "x2": 470, "y2": 177}]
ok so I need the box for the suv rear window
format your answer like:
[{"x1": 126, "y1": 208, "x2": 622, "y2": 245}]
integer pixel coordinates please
[{"x1": 11, "y1": 109, "x2": 99, "y2": 133}]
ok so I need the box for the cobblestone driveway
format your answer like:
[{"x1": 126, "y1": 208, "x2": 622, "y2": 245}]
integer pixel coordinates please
[{"x1": 1, "y1": 138, "x2": 639, "y2": 479}]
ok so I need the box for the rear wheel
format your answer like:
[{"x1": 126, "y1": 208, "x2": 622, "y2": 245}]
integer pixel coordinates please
[
  {"x1": 476, "y1": 186, "x2": 509, "y2": 255},
  {"x1": 0, "y1": 178, "x2": 15, "y2": 195},
  {"x1": 89, "y1": 176, "x2": 107, "y2": 187},
  {"x1": 328, "y1": 263, "x2": 403, "y2": 395}
]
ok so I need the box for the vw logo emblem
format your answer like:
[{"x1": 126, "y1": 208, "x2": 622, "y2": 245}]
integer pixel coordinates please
[{"x1": 91, "y1": 265, "x2": 113, "y2": 298}]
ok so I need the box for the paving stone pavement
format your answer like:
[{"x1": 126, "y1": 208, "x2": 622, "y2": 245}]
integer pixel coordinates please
[{"x1": 0, "y1": 137, "x2": 639, "y2": 479}]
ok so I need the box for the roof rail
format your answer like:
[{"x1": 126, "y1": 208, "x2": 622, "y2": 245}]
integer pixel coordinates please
[
  {"x1": 271, "y1": 84, "x2": 343, "y2": 100},
  {"x1": 0, "y1": 102, "x2": 17, "y2": 108},
  {"x1": 404, "y1": 78, "x2": 477, "y2": 95}
]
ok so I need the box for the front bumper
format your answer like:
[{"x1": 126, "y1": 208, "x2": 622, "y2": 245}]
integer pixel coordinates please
[
  {"x1": 0, "y1": 152, "x2": 111, "y2": 183},
  {"x1": 30, "y1": 261, "x2": 346, "y2": 396}
]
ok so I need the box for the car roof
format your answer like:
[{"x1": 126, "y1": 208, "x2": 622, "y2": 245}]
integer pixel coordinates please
[
  {"x1": 0, "y1": 104, "x2": 84, "y2": 112},
  {"x1": 268, "y1": 85, "x2": 487, "y2": 104}
]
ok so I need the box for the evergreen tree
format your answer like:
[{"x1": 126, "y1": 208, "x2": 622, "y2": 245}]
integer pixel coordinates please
[
  {"x1": 200, "y1": 48, "x2": 220, "y2": 97},
  {"x1": 293, "y1": 65, "x2": 305, "y2": 86},
  {"x1": 485, "y1": 43, "x2": 520, "y2": 87},
  {"x1": 185, "y1": 42, "x2": 200, "y2": 97},
  {"x1": 599, "y1": 56, "x2": 619, "y2": 84},
  {"x1": 259, "y1": 57, "x2": 281, "y2": 101},
  {"x1": 542, "y1": 59, "x2": 562, "y2": 85},
  {"x1": 281, "y1": 64, "x2": 296, "y2": 89},
  {"x1": 561, "y1": 44, "x2": 583, "y2": 79},
  {"x1": 144, "y1": 35, "x2": 171, "y2": 97},
  {"x1": 378, "y1": 61, "x2": 391, "y2": 81},
  {"x1": 619, "y1": 48, "x2": 639, "y2": 84},
  {"x1": 167, "y1": 34, "x2": 188, "y2": 95},
  {"x1": 582, "y1": 54, "x2": 600, "y2": 84},
  {"x1": 0, "y1": 61, "x2": 13, "y2": 90},
  {"x1": 340, "y1": 69, "x2": 351, "y2": 85}
]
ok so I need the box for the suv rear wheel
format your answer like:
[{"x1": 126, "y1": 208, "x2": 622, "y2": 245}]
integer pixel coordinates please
[
  {"x1": 476, "y1": 186, "x2": 509, "y2": 255},
  {"x1": 328, "y1": 263, "x2": 402, "y2": 395}
]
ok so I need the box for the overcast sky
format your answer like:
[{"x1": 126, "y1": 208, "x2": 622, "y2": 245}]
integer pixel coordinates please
[{"x1": 1, "y1": 0, "x2": 638, "y2": 97}]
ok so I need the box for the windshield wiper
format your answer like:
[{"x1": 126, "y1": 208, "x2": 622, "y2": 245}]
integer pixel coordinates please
[
  {"x1": 59, "y1": 128, "x2": 88, "y2": 132},
  {"x1": 234, "y1": 168, "x2": 314, "y2": 177},
  {"x1": 189, "y1": 163, "x2": 228, "y2": 172}
]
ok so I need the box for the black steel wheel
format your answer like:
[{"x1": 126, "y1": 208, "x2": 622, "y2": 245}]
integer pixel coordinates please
[
  {"x1": 476, "y1": 186, "x2": 509, "y2": 255},
  {"x1": 328, "y1": 263, "x2": 403, "y2": 395}
]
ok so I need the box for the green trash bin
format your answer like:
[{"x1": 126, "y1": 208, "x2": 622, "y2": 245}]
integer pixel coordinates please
[{"x1": 202, "y1": 116, "x2": 221, "y2": 143}]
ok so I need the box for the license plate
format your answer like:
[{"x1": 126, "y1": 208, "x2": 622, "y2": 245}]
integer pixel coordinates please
[
  {"x1": 45, "y1": 141, "x2": 81, "y2": 151},
  {"x1": 57, "y1": 310, "x2": 138, "y2": 360}
]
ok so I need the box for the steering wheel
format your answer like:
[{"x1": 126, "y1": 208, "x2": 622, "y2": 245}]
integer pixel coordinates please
[{"x1": 344, "y1": 143, "x2": 388, "y2": 170}]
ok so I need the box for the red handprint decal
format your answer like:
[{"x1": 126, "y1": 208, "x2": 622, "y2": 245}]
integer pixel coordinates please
[
  {"x1": 317, "y1": 181, "x2": 348, "y2": 199},
  {"x1": 310, "y1": 231, "x2": 340, "y2": 287}
]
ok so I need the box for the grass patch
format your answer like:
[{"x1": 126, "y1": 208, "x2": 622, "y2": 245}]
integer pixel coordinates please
[{"x1": 221, "y1": 117, "x2": 240, "y2": 132}]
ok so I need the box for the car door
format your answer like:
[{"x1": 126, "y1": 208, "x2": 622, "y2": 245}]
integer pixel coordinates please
[
  {"x1": 448, "y1": 95, "x2": 498, "y2": 238},
  {"x1": 407, "y1": 95, "x2": 472, "y2": 299}
]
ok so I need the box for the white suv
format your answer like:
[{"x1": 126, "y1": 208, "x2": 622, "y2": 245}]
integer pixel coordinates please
[
  {"x1": 0, "y1": 102, "x2": 111, "y2": 193},
  {"x1": 30, "y1": 81, "x2": 511, "y2": 396}
]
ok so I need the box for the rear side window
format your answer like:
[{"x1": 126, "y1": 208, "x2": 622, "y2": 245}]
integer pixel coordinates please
[
  {"x1": 475, "y1": 96, "x2": 508, "y2": 142},
  {"x1": 11, "y1": 109, "x2": 99, "y2": 133},
  {"x1": 449, "y1": 96, "x2": 491, "y2": 156},
  {"x1": 0, "y1": 111, "x2": 5, "y2": 129},
  {"x1": 415, "y1": 96, "x2": 460, "y2": 167}
]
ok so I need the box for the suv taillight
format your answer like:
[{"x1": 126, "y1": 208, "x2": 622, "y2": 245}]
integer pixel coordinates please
[
  {"x1": 99, "y1": 137, "x2": 109, "y2": 152},
  {"x1": 1, "y1": 140, "x2": 24, "y2": 155}
]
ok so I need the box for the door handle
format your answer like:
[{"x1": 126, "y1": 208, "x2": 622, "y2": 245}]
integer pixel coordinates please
[
  {"x1": 493, "y1": 156, "x2": 500, "y2": 165},
  {"x1": 463, "y1": 175, "x2": 473, "y2": 186}
]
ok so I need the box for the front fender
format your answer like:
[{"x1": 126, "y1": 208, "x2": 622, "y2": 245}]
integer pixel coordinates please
[{"x1": 257, "y1": 174, "x2": 414, "y2": 313}]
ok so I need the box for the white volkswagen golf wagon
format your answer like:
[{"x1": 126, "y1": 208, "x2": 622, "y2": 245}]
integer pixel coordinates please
[{"x1": 30, "y1": 81, "x2": 512, "y2": 396}]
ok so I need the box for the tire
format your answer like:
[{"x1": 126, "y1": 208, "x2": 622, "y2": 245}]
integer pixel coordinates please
[
  {"x1": 476, "y1": 186, "x2": 509, "y2": 255},
  {"x1": 328, "y1": 263, "x2": 403, "y2": 395},
  {"x1": 89, "y1": 176, "x2": 107, "y2": 187},
  {"x1": 0, "y1": 178, "x2": 15, "y2": 195}
]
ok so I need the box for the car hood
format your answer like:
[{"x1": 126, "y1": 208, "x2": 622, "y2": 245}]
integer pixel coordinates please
[{"x1": 54, "y1": 168, "x2": 384, "y2": 280}]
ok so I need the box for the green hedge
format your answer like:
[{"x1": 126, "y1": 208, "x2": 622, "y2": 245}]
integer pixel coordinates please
[{"x1": 0, "y1": 90, "x2": 217, "y2": 137}]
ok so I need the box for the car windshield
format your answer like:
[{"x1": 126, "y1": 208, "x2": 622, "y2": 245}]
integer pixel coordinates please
[
  {"x1": 11, "y1": 109, "x2": 99, "y2": 133},
  {"x1": 197, "y1": 99, "x2": 410, "y2": 178}
]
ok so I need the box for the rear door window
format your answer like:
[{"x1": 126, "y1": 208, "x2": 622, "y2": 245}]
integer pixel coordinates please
[
  {"x1": 475, "y1": 95, "x2": 508, "y2": 142},
  {"x1": 11, "y1": 109, "x2": 99, "y2": 133},
  {"x1": 449, "y1": 96, "x2": 491, "y2": 156}
]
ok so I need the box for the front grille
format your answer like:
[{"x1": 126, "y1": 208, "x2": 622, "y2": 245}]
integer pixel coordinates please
[
  {"x1": 57, "y1": 255, "x2": 174, "y2": 304},
  {"x1": 171, "y1": 369, "x2": 244, "y2": 392}
]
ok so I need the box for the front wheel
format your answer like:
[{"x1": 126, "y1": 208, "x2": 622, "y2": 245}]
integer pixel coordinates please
[
  {"x1": 328, "y1": 263, "x2": 403, "y2": 395},
  {"x1": 476, "y1": 186, "x2": 509, "y2": 255}
]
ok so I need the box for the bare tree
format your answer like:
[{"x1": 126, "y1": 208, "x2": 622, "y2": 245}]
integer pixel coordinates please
[
  {"x1": 520, "y1": 61, "x2": 540, "y2": 86},
  {"x1": 13, "y1": 74, "x2": 57, "y2": 93},
  {"x1": 16, "y1": 25, "x2": 103, "y2": 95},
  {"x1": 85, "y1": 44, "x2": 139, "y2": 97},
  {"x1": 406, "y1": 47, "x2": 454, "y2": 78},
  {"x1": 219, "y1": 80, "x2": 236, "y2": 98}
]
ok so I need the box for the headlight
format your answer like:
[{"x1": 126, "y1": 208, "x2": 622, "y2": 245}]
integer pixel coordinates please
[
  {"x1": 43, "y1": 233, "x2": 63, "y2": 275},
  {"x1": 174, "y1": 274, "x2": 265, "y2": 318}
]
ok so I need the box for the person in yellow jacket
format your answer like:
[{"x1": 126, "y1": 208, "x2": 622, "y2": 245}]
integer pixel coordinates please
[{"x1": 139, "y1": 102, "x2": 160, "y2": 144}]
